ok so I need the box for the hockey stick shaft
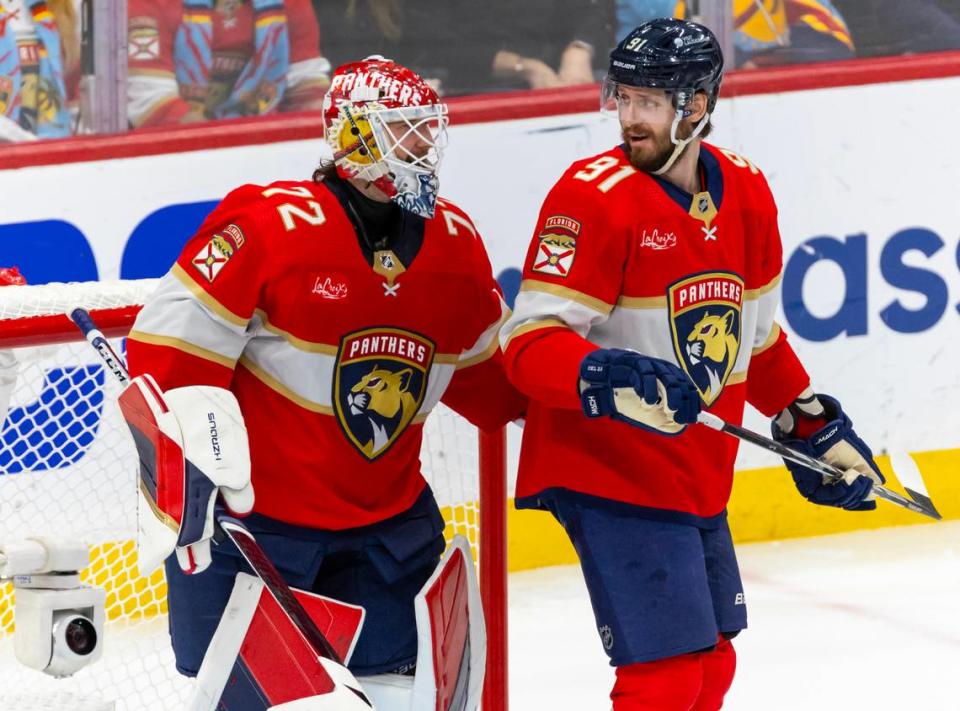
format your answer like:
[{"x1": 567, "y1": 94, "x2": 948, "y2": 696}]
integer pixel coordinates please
[
  {"x1": 68, "y1": 307, "x2": 349, "y2": 665},
  {"x1": 697, "y1": 412, "x2": 941, "y2": 520}
]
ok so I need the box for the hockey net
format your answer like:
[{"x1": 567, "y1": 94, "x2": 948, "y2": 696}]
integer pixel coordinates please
[{"x1": 0, "y1": 279, "x2": 507, "y2": 711}]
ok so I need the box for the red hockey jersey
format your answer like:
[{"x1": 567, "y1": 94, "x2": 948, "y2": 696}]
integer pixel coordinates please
[
  {"x1": 128, "y1": 179, "x2": 525, "y2": 530},
  {"x1": 501, "y1": 143, "x2": 810, "y2": 524}
]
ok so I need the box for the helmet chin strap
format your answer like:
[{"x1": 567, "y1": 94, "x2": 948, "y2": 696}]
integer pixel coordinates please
[{"x1": 652, "y1": 109, "x2": 710, "y2": 176}]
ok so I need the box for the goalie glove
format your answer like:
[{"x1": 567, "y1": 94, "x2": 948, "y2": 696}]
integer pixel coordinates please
[
  {"x1": 579, "y1": 348, "x2": 701, "y2": 435},
  {"x1": 771, "y1": 391, "x2": 884, "y2": 511},
  {"x1": 119, "y1": 375, "x2": 254, "y2": 575}
]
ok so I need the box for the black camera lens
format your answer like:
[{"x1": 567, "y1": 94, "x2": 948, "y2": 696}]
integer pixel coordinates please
[{"x1": 64, "y1": 617, "x2": 97, "y2": 656}]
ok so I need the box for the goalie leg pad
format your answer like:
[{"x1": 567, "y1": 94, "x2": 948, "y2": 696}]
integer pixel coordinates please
[
  {"x1": 537, "y1": 490, "x2": 747, "y2": 665},
  {"x1": 409, "y1": 535, "x2": 485, "y2": 711},
  {"x1": 189, "y1": 572, "x2": 367, "y2": 711}
]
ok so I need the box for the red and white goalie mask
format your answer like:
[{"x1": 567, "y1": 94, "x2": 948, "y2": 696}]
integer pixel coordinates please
[{"x1": 322, "y1": 56, "x2": 449, "y2": 219}]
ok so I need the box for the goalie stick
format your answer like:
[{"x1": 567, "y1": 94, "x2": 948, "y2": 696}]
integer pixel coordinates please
[
  {"x1": 697, "y1": 412, "x2": 942, "y2": 521},
  {"x1": 69, "y1": 306, "x2": 373, "y2": 706}
]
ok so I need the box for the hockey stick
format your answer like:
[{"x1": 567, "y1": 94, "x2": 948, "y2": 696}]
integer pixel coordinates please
[
  {"x1": 68, "y1": 307, "x2": 373, "y2": 704},
  {"x1": 697, "y1": 412, "x2": 942, "y2": 521}
]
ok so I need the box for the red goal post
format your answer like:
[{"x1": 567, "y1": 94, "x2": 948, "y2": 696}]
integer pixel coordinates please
[{"x1": 0, "y1": 278, "x2": 507, "y2": 711}]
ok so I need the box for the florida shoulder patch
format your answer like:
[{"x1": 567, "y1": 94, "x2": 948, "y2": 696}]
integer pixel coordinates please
[
  {"x1": 191, "y1": 224, "x2": 245, "y2": 283},
  {"x1": 531, "y1": 215, "x2": 581, "y2": 278}
]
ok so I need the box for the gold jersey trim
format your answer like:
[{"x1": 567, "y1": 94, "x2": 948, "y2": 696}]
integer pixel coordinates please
[
  {"x1": 752, "y1": 322, "x2": 782, "y2": 356},
  {"x1": 172, "y1": 263, "x2": 249, "y2": 328},
  {"x1": 743, "y1": 273, "x2": 782, "y2": 300},
  {"x1": 519, "y1": 280, "x2": 614, "y2": 315},
  {"x1": 128, "y1": 330, "x2": 236, "y2": 369},
  {"x1": 237, "y1": 356, "x2": 432, "y2": 424},
  {"x1": 503, "y1": 317, "x2": 570, "y2": 349}
]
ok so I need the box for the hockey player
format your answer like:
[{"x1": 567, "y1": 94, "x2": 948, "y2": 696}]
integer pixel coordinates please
[
  {"x1": 500, "y1": 19, "x2": 883, "y2": 710},
  {"x1": 125, "y1": 56, "x2": 524, "y2": 708}
]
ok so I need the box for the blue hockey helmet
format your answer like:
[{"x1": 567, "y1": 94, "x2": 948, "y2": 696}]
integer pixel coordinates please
[{"x1": 603, "y1": 18, "x2": 724, "y2": 115}]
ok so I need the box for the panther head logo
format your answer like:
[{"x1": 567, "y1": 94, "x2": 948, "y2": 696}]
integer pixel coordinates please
[
  {"x1": 669, "y1": 273, "x2": 744, "y2": 406},
  {"x1": 335, "y1": 328, "x2": 434, "y2": 460},
  {"x1": 347, "y1": 365, "x2": 419, "y2": 457},
  {"x1": 684, "y1": 310, "x2": 738, "y2": 403}
]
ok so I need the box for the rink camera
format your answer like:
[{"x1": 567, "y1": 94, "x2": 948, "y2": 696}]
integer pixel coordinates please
[{"x1": 0, "y1": 538, "x2": 105, "y2": 677}]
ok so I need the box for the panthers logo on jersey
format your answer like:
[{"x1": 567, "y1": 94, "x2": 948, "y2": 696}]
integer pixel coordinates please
[
  {"x1": 668, "y1": 272, "x2": 743, "y2": 406},
  {"x1": 334, "y1": 327, "x2": 435, "y2": 460}
]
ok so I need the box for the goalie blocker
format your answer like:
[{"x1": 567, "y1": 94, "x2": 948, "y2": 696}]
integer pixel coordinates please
[{"x1": 191, "y1": 537, "x2": 485, "y2": 711}]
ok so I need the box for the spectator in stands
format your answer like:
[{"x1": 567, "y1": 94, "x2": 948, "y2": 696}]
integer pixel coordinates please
[
  {"x1": 313, "y1": 1, "x2": 484, "y2": 95},
  {"x1": 487, "y1": 0, "x2": 615, "y2": 91},
  {"x1": 127, "y1": 0, "x2": 329, "y2": 128},
  {"x1": 831, "y1": 0, "x2": 960, "y2": 57},
  {"x1": 313, "y1": 0, "x2": 615, "y2": 96},
  {"x1": 615, "y1": 0, "x2": 854, "y2": 67},
  {"x1": 0, "y1": 0, "x2": 75, "y2": 141}
]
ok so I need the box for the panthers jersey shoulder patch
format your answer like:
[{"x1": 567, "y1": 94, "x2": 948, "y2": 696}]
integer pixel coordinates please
[
  {"x1": 668, "y1": 272, "x2": 744, "y2": 406},
  {"x1": 333, "y1": 327, "x2": 435, "y2": 460}
]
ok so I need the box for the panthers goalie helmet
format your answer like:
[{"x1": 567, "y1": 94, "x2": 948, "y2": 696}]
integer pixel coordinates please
[{"x1": 321, "y1": 56, "x2": 449, "y2": 219}]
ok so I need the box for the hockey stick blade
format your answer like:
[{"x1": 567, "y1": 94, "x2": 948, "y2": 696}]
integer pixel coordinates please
[
  {"x1": 888, "y1": 452, "x2": 942, "y2": 521},
  {"x1": 68, "y1": 307, "x2": 373, "y2": 703},
  {"x1": 697, "y1": 413, "x2": 941, "y2": 520}
]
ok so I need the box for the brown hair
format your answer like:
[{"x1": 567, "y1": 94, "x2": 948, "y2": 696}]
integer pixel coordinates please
[{"x1": 312, "y1": 160, "x2": 338, "y2": 184}]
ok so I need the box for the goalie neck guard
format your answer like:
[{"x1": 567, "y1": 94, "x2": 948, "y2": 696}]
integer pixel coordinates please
[
  {"x1": 603, "y1": 19, "x2": 724, "y2": 175},
  {"x1": 322, "y1": 56, "x2": 449, "y2": 219}
]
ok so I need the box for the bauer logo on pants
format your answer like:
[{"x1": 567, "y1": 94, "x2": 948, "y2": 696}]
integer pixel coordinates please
[
  {"x1": 334, "y1": 327, "x2": 435, "y2": 460},
  {"x1": 668, "y1": 272, "x2": 743, "y2": 406}
]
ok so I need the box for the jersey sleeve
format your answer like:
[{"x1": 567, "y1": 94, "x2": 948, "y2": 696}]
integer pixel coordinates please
[
  {"x1": 500, "y1": 164, "x2": 629, "y2": 410},
  {"x1": 745, "y1": 180, "x2": 811, "y2": 417},
  {"x1": 439, "y1": 209, "x2": 527, "y2": 431},
  {"x1": 127, "y1": 0, "x2": 194, "y2": 127},
  {"x1": 127, "y1": 186, "x2": 270, "y2": 391}
]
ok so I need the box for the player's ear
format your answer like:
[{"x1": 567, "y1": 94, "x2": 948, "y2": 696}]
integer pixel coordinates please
[{"x1": 689, "y1": 92, "x2": 708, "y2": 123}]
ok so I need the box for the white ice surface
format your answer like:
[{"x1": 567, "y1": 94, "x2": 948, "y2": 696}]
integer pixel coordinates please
[
  {"x1": 509, "y1": 522, "x2": 960, "y2": 710},
  {"x1": 3, "y1": 522, "x2": 958, "y2": 710}
]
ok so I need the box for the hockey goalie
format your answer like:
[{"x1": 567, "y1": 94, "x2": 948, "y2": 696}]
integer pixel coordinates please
[{"x1": 120, "y1": 54, "x2": 525, "y2": 709}]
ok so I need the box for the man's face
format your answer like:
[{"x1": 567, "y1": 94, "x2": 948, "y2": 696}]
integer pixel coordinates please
[
  {"x1": 616, "y1": 85, "x2": 692, "y2": 173},
  {"x1": 383, "y1": 118, "x2": 443, "y2": 166}
]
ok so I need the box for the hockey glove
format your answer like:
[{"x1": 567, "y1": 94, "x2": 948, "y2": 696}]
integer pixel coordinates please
[
  {"x1": 579, "y1": 348, "x2": 701, "y2": 435},
  {"x1": 120, "y1": 376, "x2": 254, "y2": 575},
  {"x1": 771, "y1": 392, "x2": 884, "y2": 511}
]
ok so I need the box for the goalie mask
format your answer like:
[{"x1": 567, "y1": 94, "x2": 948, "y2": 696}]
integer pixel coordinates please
[{"x1": 322, "y1": 56, "x2": 449, "y2": 219}]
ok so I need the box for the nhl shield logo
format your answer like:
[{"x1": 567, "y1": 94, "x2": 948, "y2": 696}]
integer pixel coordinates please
[
  {"x1": 334, "y1": 327, "x2": 435, "y2": 460},
  {"x1": 668, "y1": 272, "x2": 744, "y2": 406}
]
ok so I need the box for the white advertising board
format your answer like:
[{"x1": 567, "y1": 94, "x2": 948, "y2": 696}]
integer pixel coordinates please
[{"x1": 2, "y1": 75, "x2": 958, "y2": 470}]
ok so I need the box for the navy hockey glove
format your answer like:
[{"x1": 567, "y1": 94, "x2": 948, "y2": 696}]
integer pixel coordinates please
[
  {"x1": 771, "y1": 393, "x2": 884, "y2": 511},
  {"x1": 579, "y1": 349, "x2": 701, "y2": 435}
]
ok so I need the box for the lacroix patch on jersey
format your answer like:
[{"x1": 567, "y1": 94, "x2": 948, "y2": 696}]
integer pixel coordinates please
[
  {"x1": 334, "y1": 328, "x2": 435, "y2": 461},
  {"x1": 668, "y1": 272, "x2": 744, "y2": 406}
]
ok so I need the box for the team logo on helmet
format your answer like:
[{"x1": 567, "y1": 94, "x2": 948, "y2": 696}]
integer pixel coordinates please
[
  {"x1": 333, "y1": 327, "x2": 435, "y2": 460},
  {"x1": 668, "y1": 272, "x2": 743, "y2": 406}
]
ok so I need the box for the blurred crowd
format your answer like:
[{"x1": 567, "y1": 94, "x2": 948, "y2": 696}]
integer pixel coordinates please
[{"x1": 1, "y1": 0, "x2": 959, "y2": 140}]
